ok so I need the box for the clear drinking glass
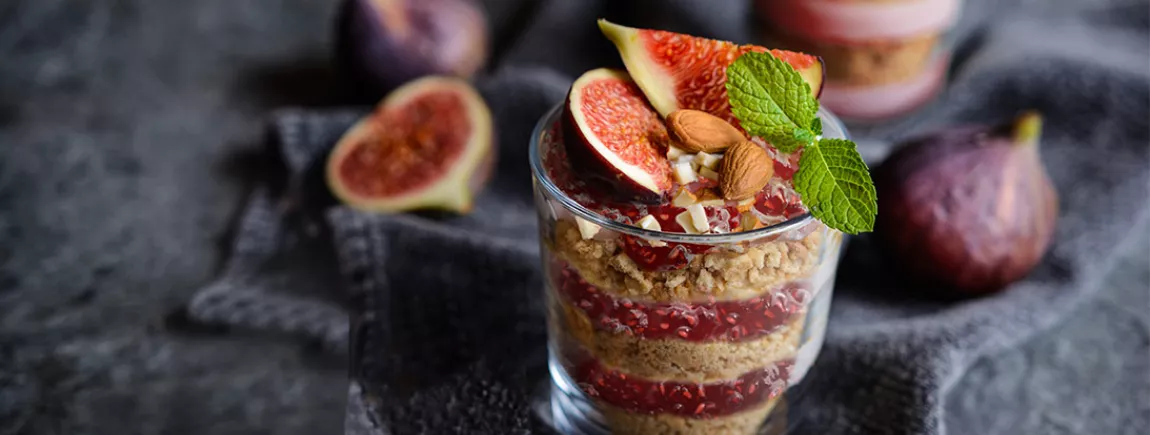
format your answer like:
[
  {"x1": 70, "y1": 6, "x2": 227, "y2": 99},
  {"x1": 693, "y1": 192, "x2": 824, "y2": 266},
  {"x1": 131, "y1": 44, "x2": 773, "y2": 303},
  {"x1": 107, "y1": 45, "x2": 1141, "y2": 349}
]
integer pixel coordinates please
[{"x1": 530, "y1": 105, "x2": 849, "y2": 435}]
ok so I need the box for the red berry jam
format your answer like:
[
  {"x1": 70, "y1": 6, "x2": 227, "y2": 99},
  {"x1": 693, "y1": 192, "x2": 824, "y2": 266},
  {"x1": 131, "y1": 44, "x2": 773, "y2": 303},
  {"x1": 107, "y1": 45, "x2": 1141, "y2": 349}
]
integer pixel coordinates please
[
  {"x1": 571, "y1": 357, "x2": 792, "y2": 418},
  {"x1": 555, "y1": 262, "x2": 811, "y2": 342},
  {"x1": 772, "y1": 148, "x2": 801, "y2": 181},
  {"x1": 755, "y1": 188, "x2": 807, "y2": 220},
  {"x1": 620, "y1": 236, "x2": 713, "y2": 271}
]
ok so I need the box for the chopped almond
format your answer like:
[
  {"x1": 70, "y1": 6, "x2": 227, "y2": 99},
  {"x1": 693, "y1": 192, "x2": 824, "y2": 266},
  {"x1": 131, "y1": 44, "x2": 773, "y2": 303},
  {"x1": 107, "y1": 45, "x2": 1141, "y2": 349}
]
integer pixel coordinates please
[
  {"x1": 696, "y1": 189, "x2": 725, "y2": 207},
  {"x1": 736, "y1": 197, "x2": 756, "y2": 212},
  {"x1": 672, "y1": 188, "x2": 698, "y2": 207}
]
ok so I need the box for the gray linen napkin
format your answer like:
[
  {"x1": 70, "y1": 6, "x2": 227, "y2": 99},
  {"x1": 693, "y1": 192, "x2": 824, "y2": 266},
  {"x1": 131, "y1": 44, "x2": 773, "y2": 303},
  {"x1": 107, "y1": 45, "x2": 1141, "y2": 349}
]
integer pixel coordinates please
[{"x1": 187, "y1": 0, "x2": 1149, "y2": 434}]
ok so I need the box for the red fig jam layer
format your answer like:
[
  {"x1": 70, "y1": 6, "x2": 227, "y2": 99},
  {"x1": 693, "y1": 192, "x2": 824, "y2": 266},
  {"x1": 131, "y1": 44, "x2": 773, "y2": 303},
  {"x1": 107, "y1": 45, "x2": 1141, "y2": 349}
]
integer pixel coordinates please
[
  {"x1": 555, "y1": 262, "x2": 809, "y2": 342},
  {"x1": 572, "y1": 356, "x2": 792, "y2": 418},
  {"x1": 620, "y1": 235, "x2": 713, "y2": 272}
]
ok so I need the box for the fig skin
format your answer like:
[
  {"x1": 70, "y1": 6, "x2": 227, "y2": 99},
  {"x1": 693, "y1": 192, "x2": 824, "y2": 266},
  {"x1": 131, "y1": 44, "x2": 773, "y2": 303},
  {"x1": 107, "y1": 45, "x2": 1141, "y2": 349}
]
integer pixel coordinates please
[
  {"x1": 335, "y1": 0, "x2": 488, "y2": 99},
  {"x1": 875, "y1": 112, "x2": 1058, "y2": 294}
]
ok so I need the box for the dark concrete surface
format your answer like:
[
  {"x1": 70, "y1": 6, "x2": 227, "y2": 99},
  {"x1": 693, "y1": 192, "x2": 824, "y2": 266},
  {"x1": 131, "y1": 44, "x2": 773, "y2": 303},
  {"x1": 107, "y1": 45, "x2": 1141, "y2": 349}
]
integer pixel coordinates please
[
  {"x1": 0, "y1": 1, "x2": 350, "y2": 434},
  {"x1": 0, "y1": 1, "x2": 1146, "y2": 434}
]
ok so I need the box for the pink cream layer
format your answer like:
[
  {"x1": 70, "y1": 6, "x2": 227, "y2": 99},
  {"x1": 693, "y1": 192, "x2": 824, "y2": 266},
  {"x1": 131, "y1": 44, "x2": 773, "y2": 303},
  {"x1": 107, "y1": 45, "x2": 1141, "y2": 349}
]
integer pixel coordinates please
[
  {"x1": 820, "y1": 53, "x2": 948, "y2": 120},
  {"x1": 761, "y1": 0, "x2": 961, "y2": 43}
]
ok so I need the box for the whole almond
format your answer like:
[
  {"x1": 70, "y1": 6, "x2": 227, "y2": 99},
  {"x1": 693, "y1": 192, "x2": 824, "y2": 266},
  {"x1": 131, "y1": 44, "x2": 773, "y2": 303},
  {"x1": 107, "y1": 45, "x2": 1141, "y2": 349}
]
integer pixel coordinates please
[
  {"x1": 666, "y1": 109, "x2": 745, "y2": 153},
  {"x1": 720, "y1": 141, "x2": 775, "y2": 201}
]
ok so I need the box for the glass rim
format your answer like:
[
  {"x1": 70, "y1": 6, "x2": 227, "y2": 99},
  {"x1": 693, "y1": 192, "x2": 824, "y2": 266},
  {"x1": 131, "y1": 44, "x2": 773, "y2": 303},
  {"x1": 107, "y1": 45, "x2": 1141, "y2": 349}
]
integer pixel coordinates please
[{"x1": 528, "y1": 103, "x2": 850, "y2": 244}]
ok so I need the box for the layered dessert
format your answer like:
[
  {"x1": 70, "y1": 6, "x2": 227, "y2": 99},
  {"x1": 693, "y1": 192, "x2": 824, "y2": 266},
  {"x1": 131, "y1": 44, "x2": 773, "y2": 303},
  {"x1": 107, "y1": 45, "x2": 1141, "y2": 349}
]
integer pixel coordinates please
[
  {"x1": 532, "y1": 21, "x2": 857, "y2": 435},
  {"x1": 757, "y1": 0, "x2": 961, "y2": 120}
]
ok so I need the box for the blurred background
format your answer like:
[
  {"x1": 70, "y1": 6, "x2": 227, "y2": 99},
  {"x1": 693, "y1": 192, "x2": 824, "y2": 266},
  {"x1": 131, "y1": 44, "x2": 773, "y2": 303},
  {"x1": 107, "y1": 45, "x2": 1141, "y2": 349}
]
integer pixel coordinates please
[{"x1": 1, "y1": 1, "x2": 1147, "y2": 434}]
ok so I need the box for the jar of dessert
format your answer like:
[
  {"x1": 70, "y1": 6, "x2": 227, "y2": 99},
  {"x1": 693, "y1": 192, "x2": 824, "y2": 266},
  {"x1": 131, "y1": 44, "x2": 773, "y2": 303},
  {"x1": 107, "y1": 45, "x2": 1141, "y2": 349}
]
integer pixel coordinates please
[
  {"x1": 756, "y1": 0, "x2": 962, "y2": 121},
  {"x1": 530, "y1": 102, "x2": 848, "y2": 435}
]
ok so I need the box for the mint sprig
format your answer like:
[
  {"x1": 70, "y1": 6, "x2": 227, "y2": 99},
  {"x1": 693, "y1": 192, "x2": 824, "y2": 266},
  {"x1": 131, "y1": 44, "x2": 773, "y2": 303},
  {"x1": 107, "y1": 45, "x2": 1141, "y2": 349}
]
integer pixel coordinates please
[
  {"x1": 725, "y1": 51, "x2": 817, "y2": 153},
  {"x1": 794, "y1": 139, "x2": 877, "y2": 234},
  {"x1": 725, "y1": 51, "x2": 877, "y2": 234}
]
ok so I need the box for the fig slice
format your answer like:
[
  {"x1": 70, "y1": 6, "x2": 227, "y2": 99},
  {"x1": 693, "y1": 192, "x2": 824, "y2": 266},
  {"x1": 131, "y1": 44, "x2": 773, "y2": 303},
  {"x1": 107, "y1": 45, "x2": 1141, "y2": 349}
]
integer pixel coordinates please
[
  {"x1": 563, "y1": 68, "x2": 674, "y2": 202},
  {"x1": 326, "y1": 76, "x2": 494, "y2": 213},
  {"x1": 598, "y1": 19, "x2": 824, "y2": 124}
]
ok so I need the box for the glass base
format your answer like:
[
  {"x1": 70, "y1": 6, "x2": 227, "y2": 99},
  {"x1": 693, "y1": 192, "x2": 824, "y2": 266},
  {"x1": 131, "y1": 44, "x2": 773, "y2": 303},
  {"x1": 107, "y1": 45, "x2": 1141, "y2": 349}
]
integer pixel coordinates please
[
  {"x1": 539, "y1": 277, "x2": 836, "y2": 435},
  {"x1": 548, "y1": 350, "x2": 610, "y2": 435},
  {"x1": 542, "y1": 350, "x2": 817, "y2": 435}
]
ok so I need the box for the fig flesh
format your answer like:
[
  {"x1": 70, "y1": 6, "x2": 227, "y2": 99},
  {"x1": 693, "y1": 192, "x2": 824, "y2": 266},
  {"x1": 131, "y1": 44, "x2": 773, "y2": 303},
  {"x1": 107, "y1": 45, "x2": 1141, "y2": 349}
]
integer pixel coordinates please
[
  {"x1": 563, "y1": 68, "x2": 673, "y2": 202},
  {"x1": 598, "y1": 19, "x2": 824, "y2": 124},
  {"x1": 327, "y1": 76, "x2": 494, "y2": 213},
  {"x1": 875, "y1": 112, "x2": 1058, "y2": 294},
  {"x1": 336, "y1": 0, "x2": 488, "y2": 98}
]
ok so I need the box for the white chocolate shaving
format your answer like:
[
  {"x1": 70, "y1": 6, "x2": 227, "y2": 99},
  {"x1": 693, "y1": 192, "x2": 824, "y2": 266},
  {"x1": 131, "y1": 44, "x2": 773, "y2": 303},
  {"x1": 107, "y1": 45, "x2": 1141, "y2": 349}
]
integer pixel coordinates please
[
  {"x1": 672, "y1": 189, "x2": 698, "y2": 207},
  {"x1": 686, "y1": 204, "x2": 711, "y2": 233},
  {"x1": 675, "y1": 211, "x2": 702, "y2": 234},
  {"x1": 694, "y1": 152, "x2": 722, "y2": 170},
  {"x1": 574, "y1": 216, "x2": 601, "y2": 240},
  {"x1": 673, "y1": 160, "x2": 697, "y2": 184},
  {"x1": 635, "y1": 215, "x2": 662, "y2": 232},
  {"x1": 698, "y1": 166, "x2": 720, "y2": 181}
]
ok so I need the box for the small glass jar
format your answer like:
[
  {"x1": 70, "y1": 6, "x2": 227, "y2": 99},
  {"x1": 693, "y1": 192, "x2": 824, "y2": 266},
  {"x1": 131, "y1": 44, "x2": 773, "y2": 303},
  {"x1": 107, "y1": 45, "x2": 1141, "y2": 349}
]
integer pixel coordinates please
[
  {"x1": 530, "y1": 105, "x2": 849, "y2": 435},
  {"x1": 755, "y1": 0, "x2": 962, "y2": 122}
]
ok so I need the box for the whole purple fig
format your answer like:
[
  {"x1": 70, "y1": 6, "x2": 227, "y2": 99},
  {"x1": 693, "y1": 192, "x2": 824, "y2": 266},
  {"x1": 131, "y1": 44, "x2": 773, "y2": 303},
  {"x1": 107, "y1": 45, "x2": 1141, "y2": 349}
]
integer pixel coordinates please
[
  {"x1": 875, "y1": 112, "x2": 1059, "y2": 294},
  {"x1": 336, "y1": 0, "x2": 488, "y2": 98}
]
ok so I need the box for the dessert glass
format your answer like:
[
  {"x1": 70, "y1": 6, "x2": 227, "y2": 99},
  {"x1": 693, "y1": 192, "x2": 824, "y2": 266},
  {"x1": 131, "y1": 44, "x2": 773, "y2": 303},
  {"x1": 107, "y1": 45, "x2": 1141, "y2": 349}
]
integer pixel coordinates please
[{"x1": 530, "y1": 105, "x2": 849, "y2": 435}]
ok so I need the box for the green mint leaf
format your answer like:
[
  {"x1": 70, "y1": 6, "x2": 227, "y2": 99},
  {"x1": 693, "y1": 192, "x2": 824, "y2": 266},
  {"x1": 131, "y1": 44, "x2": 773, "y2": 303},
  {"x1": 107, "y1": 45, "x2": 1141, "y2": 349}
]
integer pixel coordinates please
[
  {"x1": 792, "y1": 128, "x2": 816, "y2": 147},
  {"x1": 725, "y1": 51, "x2": 818, "y2": 152},
  {"x1": 810, "y1": 118, "x2": 822, "y2": 136},
  {"x1": 793, "y1": 138, "x2": 877, "y2": 234}
]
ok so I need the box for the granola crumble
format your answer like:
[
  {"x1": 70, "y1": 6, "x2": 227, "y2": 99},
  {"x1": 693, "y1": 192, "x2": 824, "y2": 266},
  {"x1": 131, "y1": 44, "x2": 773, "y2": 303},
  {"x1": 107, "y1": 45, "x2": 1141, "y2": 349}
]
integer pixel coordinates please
[{"x1": 552, "y1": 219, "x2": 828, "y2": 302}]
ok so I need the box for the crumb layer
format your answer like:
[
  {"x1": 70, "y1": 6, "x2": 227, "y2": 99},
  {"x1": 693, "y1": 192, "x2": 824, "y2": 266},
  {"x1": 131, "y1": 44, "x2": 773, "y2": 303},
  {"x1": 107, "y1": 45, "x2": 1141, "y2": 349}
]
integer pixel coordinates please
[
  {"x1": 552, "y1": 219, "x2": 827, "y2": 302},
  {"x1": 561, "y1": 301, "x2": 805, "y2": 382}
]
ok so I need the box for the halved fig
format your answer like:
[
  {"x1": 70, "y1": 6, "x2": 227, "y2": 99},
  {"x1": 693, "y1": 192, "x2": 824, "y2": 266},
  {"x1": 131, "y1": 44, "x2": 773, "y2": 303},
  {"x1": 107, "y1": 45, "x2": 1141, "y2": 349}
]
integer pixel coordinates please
[
  {"x1": 326, "y1": 76, "x2": 494, "y2": 213},
  {"x1": 563, "y1": 68, "x2": 674, "y2": 202},
  {"x1": 599, "y1": 19, "x2": 824, "y2": 124}
]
